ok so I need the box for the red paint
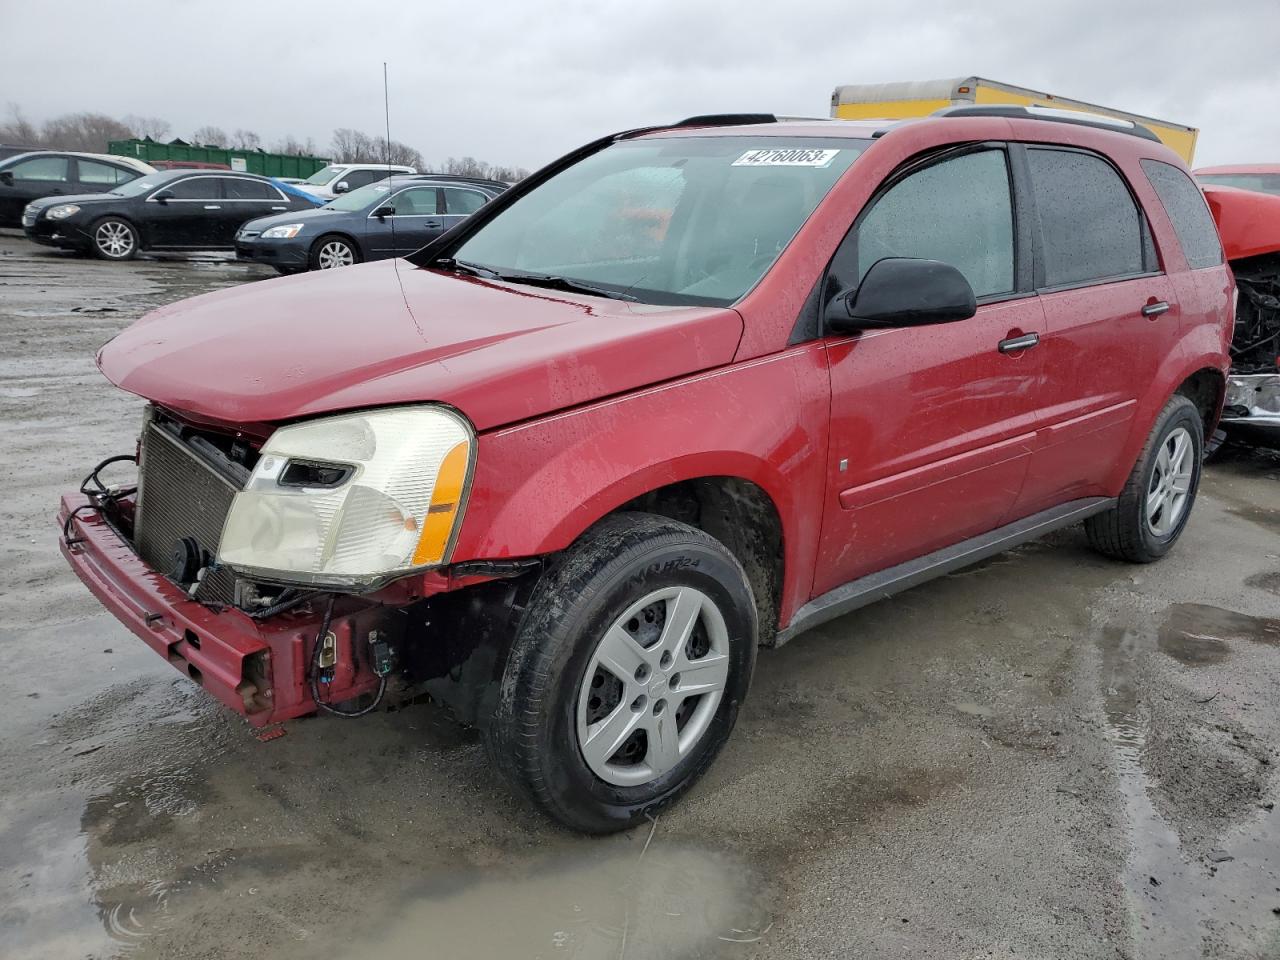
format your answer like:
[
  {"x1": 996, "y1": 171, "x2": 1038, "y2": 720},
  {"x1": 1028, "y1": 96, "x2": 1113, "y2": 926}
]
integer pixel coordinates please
[
  {"x1": 1202, "y1": 184, "x2": 1280, "y2": 262},
  {"x1": 69, "y1": 115, "x2": 1233, "y2": 722}
]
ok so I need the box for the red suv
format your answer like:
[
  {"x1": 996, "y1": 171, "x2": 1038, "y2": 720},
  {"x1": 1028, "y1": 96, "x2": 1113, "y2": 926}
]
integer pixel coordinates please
[{"x1": 60, "y1": 108, "x2": 1233, "y2": 832}]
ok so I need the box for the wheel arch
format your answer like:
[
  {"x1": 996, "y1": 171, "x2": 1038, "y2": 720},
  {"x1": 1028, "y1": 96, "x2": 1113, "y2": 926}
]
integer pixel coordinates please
[
  {"x1": 309, "y1": 230, "x2": 362, "y2": 262},
  {"x1": 88, "y1": 212, "x2": 144, "y2": 252}
]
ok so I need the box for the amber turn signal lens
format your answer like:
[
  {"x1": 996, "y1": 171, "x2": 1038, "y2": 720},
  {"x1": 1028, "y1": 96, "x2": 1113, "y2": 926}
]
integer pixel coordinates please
[{"x1": 413, "y1": 440, "x2": 470, "y2": 566}]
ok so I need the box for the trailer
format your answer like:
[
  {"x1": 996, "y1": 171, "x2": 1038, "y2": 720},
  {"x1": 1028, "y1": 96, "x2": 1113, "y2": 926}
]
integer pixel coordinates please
[{"x1": 831, "y1": 77, "x2": 1198, "y2": 164}]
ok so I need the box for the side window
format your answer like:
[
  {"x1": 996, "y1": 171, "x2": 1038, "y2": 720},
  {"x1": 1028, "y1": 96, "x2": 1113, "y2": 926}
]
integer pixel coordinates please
[
  {"x1": 164, "y1": 177, "x2": 220, "y2": 200},
  {"x1": 343, "y1": 170, "x2": 384, "y2": 190},
  {"x1": 223, "y1": 178, "x2": 276, "y2": 200},
  {"x1": 443, "y1": 187, "x2": 488, "y2": 215},
  {"x1": 10, "y1": 156, "x2": 69, "y2": 182},
  {"x1": 1142, "y1": 159, "x2": 1224, "y2": 269},
  {"x1": 852, "y1": 149, "x2": 1015, "y2": 299},
  {"x1": 1027, "y1": 149, "x2": 1147, "y2": 287},
  {"x1": 78, "y1": 160, "x2": 131, "y2": 185},
  {"x1": 390, "y1": 187, "x2": 439, "y2": 215}
]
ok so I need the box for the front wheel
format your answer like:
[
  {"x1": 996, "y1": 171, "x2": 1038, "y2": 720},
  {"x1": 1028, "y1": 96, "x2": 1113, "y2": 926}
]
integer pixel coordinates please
[
  {"x1": 486, "y1": 513, "x2": 757, "y2": 833},
  {"x1": 1086, "y1": 394, "x2": 1203, "y2": 562},
  {"x1": 90, "y1": 217, "x2": 138, "y2": 261},
  {"x1": 310, "y1": 235, "x2": 359, "y2": 270}
]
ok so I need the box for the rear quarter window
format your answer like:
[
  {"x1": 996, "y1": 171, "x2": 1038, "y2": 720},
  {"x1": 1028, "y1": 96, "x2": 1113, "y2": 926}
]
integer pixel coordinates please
[{"x1": 1143, "y1": 159, "x2": 1224, "y2": 269}]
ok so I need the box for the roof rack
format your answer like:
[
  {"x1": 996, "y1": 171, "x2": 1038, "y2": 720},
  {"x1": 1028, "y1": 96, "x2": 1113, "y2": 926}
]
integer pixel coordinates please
[
  {"x1": 674, "y1": 113, "x2": 777, "y2": 128},
  {"x1": 932, "y1": 104, "x2": 1162, "y2": 144}
]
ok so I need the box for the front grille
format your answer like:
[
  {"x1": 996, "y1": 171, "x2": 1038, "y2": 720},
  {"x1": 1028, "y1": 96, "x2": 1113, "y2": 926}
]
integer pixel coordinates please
[
  {"x1": 237, "y1": 230, "x2": 261, "y2": 240},
  {"x1": 135, "y1": 423, "x2": 241, "y2": 605}
]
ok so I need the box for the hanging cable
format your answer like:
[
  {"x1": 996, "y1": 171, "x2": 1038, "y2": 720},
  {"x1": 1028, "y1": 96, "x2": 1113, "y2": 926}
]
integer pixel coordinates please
[{"x1": 308, "y1": 595, "x2": 388, "y2": 718}]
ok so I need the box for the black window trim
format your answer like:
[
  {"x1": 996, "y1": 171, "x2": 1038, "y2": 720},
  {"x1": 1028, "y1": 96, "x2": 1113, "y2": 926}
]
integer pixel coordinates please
[{"x1": 1015, "y1": 143, "x2": 1164, "y2": 296}]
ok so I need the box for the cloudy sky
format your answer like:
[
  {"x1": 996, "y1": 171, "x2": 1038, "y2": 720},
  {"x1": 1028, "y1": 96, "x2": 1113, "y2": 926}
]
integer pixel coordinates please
[{"x1": 4, "y1": 0, "x2": 1277, "y2": 169}]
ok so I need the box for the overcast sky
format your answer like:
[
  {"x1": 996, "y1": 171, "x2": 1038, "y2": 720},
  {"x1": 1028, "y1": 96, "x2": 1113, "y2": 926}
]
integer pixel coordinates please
[{"x1": 4, "y1": 0, "x2": 1277, "y2": 169}]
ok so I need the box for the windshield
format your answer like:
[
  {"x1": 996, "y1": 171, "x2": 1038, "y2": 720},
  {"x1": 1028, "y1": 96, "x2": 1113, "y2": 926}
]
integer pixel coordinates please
[
  {"x1": 449, "y1": 136, "x2": 867, "y2": 306},
  {"x1": 303, "y1": 164, "x2": 345, "y2": 186},
  {"x1": 110, "y1": 176, "x2": 168, "y2": 197},
  {"x1": 323, "y1": 180, "x2": 395, "y2": 212},
  {"x1": 1197, "y1": 173, "x2": 1280, "y2": 197}
]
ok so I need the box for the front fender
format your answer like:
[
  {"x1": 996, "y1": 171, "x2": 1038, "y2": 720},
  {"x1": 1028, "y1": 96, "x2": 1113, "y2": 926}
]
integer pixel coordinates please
[{"x1": 451, "y1": 345, "x2": 832, "y2": 627}]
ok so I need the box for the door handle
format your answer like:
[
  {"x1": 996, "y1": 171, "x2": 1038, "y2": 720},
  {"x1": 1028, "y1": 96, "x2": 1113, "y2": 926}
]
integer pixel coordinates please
[
  {"x1": 424, "y1": 219, "x2": 442, "y2": 228},
  {"x1": 998, "y1": 332, "x2": 1040, "y2": 354},
  {"x1": 1141, "y1": 300, "x2": 1170, "y2": 317},
  {"x1": 203, "y1": 204, "x2": 221, "y2": 210},
  {"x1": 270, "y1": 206, "x2": 286, "y2": 211}
]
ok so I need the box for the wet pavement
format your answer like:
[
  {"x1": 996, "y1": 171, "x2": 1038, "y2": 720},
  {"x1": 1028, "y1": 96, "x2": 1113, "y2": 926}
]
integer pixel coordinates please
[{"x1": 2, "y1": 230, "x2": 1279, "y2": 959}]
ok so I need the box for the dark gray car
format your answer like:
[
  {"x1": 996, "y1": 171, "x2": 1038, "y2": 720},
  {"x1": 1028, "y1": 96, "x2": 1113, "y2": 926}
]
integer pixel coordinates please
[{"x1": 235, "y1": 175, "x2": 507, "y2": 273}]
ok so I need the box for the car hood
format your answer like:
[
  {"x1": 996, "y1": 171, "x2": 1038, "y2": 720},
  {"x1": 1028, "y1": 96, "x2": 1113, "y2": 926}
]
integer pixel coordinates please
[
  {"x1": 241, "y1": 206, "x2": 350, "y2": 232},
  {"x1": 26, "y1": 192, "x2": 117, "y2": 211},
  {"x1": 97, "y1": 260, "x2": 745, "y2": 432}
]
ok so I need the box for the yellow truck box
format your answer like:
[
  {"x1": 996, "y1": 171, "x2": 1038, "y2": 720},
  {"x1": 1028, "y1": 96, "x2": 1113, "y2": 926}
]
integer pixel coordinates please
[{"x1": 831, "y1": 77, "x2": 1198, "y2": 164}]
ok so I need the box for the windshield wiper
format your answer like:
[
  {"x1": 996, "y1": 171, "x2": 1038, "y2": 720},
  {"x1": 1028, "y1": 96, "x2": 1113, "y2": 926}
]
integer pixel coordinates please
[
  {"x1": 434, "y1": 258, "x2": 499, "y2": 279},
  {"x1": 488, "y1": 270, "x2": 638, "y2": 302}
]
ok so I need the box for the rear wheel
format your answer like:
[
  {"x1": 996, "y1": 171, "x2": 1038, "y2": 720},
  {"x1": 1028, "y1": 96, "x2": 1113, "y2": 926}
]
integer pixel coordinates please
[
  {"x1": 90, "y1": 217, "x2": 138, "y2": 261},
  {"x1": 310, "y1": 235, "x2": 359, "y2": 270},
  {"x1": 486, "y1": 513, "x2": 756, "y2": 833},
  {"x1": 1086, "y1": 394, "x2": 1203, "y2": 562}
]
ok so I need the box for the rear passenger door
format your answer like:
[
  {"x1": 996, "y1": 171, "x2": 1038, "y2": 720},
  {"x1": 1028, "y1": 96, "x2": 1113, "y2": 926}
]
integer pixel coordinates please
[
  {"x1": 1012, "y1": 146, "x2": 1177, "y2": 515},
  {"x1": 219, "y1": 177, "x2": 290, "y2": 243},
  {"x1": 815, "y1": 145, "x2": 1046, "y2": 595},
  {"x1": 441, "y1": 186, "x2": 490, "y2": 229}
]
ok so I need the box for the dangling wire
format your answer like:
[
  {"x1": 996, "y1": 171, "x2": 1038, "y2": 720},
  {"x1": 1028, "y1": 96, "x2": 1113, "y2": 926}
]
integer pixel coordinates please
[{"x1": 308, "y1": 594, "x2": 387, "y2": 718}]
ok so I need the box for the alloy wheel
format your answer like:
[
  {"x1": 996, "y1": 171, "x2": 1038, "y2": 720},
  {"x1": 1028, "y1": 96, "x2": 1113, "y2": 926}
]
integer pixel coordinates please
[
  {"x1": 576, "y1": 586, "x2": 730, "y2": 787},
  {"x1": 317, "y1": 240, "x2": 355, "y2": 269},
  {"x1": 1146, "y1": 426, "x2": 1194, "y2": 537},
  {"x1": 95, "y1": 221, "x2": 134, "y2": 258}
]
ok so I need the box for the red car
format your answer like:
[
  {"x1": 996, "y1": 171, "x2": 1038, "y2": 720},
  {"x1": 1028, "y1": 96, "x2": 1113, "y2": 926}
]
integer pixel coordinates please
[{"x1": 60, "y1": 108, "x2": 1233, "y2": 832}]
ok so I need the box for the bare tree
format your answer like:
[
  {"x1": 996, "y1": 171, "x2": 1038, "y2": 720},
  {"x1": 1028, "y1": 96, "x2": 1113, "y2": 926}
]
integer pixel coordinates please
[
  {"x1": 488, "y1": 164, "x2": 530, "y2": 183},
  {"x1": 41, "y1": 112, "x2": 133, "y2": 152},
  {"x1": 0, "y1": 103, "x2": 40, "y2": 145},
  {"x1": 230, "y1": 129, "x2": 262, "y2": 151},
  {"x1": 271, "y1": 134, "x2": 318, "y2": 156},
  {"x1": 124, "y1": 114, "x2": 171, "y2": 141},
  {"x1": 330, "y1": 127, "x2": 374, "y2": 163},
  {"x1": 191, "y1": 125, "x2": 228, "y2": 147}
]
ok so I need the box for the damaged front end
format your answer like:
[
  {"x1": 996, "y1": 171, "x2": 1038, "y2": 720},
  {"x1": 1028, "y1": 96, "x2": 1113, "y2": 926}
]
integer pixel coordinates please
[
  {"x1": 1203, "y1": 186, "x2": 1280, "y2": 437},
  {"x1": 1224, "y1": 254, "x2": 1280, "y2": 430},
  {"x1": 57, "y1": 405, "x2": 482, "y2": 727}
]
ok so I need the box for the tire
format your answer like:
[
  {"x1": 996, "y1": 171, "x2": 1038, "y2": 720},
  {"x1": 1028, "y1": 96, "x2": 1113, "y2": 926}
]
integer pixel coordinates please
[
  {"x1": 89, "y1": 217, "x2": 138, "y2": 261},
  {"x1": 309, "y1": 234, "x2": 360, "y2": 270},
  {"x1": 486, "y1": 512, "x2": 757, "y2": 833},
  {"x1": 1086, "y1": 394, "x2": 1203, "y2": 563}
]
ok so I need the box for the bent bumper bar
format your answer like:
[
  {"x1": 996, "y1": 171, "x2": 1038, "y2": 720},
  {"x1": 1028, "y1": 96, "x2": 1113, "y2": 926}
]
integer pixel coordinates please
[
  {"x1": 58, "y1": 493, "x2": 383, "y2": 726},
  {"x1": 1222, "y1": 373, "x2": 1280, "y2": 433}
]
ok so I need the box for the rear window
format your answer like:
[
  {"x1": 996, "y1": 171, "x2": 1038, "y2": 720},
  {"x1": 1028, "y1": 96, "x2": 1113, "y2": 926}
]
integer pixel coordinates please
[
  {"x1": 1145, "y1": 160, "x2": 1224, "y2": 269},
  {"x1": 1027, "y1": 148, "x2": 1147, "y2": 287}
]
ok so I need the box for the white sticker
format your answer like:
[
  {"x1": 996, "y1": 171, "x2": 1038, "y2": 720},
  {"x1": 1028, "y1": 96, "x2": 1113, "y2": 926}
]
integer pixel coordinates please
[{"x1": 732, "y1": 147, "x2": 840, "y2": 168}]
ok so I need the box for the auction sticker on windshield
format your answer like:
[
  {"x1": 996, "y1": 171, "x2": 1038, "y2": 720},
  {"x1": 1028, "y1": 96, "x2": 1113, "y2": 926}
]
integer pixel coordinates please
[{"x1": 732, "y1": 148, "x2": 841, "y2": 167}]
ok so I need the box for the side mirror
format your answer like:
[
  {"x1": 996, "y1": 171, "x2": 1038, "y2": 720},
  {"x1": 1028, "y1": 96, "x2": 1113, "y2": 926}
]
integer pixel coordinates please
[
  {"x1": 0, "y1": 171, "x2": 12, "y2": 186},
  {"x1": 373, "y1": 205, "x2": 394, "y2": 219},
  {"x1": 826, "y1": 258, "x2": 977, "y2": 333},
  {"x1": 334, "y1": 180, "x2": 350, "y2": 194},
  {"x1": 153, "y1": 189, "x2": 173, "y2": 204}
]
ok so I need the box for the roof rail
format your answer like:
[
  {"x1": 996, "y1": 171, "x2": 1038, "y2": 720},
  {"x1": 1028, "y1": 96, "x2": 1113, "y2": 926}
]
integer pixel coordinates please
[
  {"x1": 674, "y1": 113, "x2": 777, "y2": 128},
  {"x1": 932, "y1": 104, "x2": 1162, "y2": 144}
]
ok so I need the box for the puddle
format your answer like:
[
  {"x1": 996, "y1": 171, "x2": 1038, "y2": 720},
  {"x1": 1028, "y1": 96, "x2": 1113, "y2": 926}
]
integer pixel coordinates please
[
  {"x1": 340, "y1": 843, "x2": 772, "y2": 960},
  {"x1": 1096, "y1": 622, "x2": 1280, "y2": 958},
  {"x1": 1158, "y1": 603, "x2": 1280, "y2": 667}
]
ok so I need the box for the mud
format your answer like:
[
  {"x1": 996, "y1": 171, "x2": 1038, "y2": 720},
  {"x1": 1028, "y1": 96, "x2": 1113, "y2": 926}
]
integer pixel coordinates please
[{"x1": 2, "y1": 230, "x2": 1280, "y2": 959}]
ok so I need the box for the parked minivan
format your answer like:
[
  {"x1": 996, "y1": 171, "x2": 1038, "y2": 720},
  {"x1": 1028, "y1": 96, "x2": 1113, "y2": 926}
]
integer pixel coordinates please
[{"x1": 61, "y1": 109, "x2": 1232, "y2": 833}]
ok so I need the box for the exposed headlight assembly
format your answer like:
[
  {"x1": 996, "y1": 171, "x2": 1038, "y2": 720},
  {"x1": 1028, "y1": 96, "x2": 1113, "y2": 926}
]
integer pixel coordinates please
[
  {"x1": 261, "y1": 223, "x2": 304, "y2": 239},
  {"x1": 218, "y1": 406, "x2": 474, "y2": 589},
  {"x1": 46, "y1": 204, "x2": 81, "y2": 220}
]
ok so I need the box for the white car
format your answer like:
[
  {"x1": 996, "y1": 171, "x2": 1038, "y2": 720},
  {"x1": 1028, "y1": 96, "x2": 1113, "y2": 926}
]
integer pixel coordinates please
[{"x1": 298, "y1": 163, "x2": 416, "y2": 200}]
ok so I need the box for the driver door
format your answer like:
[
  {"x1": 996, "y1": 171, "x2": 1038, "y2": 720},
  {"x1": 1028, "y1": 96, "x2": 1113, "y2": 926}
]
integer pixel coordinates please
[{"x1": 814, "y1": 146, "x2": 1046, "y2": 596}]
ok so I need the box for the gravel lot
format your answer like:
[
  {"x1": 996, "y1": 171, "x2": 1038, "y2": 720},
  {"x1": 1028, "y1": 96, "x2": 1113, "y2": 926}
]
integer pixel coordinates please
[{"x1": 1, "y1": 229, "x2": 1279, "y2": 960}]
